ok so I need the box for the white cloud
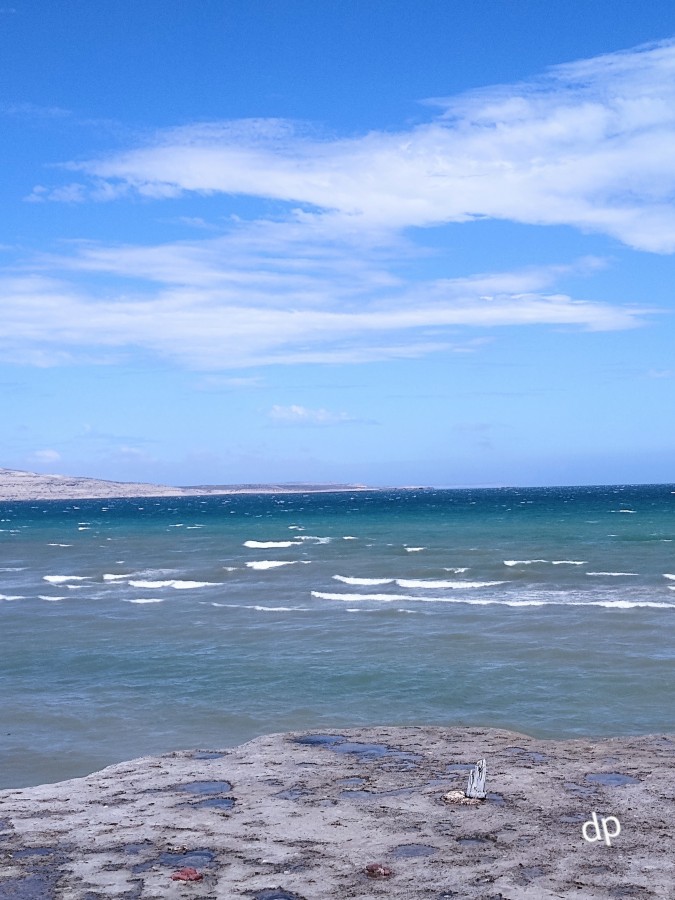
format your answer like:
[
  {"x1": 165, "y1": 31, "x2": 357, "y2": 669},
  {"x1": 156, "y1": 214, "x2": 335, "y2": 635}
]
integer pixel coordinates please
[
  {"x1": 34, "y1": 39, "x2": 675, "y2": 252},
  {"x1": 269, "y1": 405, "x2": 357, "y2": 426},
  {"x1": 3, "y1": 40, "x2": 667, "y2": 371},
  {"x1": 0, "y1": 257, "x2": 647, "y2": 370},
  {"x1": 32, "y1": 449, "x2": 61, "y2": 462}
]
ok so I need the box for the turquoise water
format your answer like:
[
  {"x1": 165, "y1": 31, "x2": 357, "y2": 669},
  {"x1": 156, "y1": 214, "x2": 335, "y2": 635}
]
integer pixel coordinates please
[{"x1": 1, "y1": 485, "x2": 674, "y2": 788}]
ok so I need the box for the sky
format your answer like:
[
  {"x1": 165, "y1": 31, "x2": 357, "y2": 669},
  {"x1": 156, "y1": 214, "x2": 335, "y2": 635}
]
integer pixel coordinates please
[{"x1": 2, "y1": 0, "x2": 675, "y2": 488}]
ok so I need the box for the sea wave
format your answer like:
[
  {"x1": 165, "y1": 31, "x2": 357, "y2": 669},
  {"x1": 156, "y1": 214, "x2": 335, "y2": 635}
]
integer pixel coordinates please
[
  {"x1": 333, "y1": 575, "x2": 394, "y2": 585},
  {"x1": 247, "y1": 605, "x2": 309, "y2": 612},
  {"x1": 43, "y1": 575, "x2": 90, "y2": 584},
  {"x1": 396, "y1": 579, "x2": 506, "y2": 589},
  {"x1": 311, "y1": 591, "x2": 674, "y2": 609},
  {"x1": 246, "y1": 560, "x2": 310, "y2": 570},
  {"x1": 0, "y1": 594, "x2": 25, "y2": 601},
  {"x1": 504, "y1": 559, "x2": 548, "y2": 566},
  {"x1": 404, "y1": 546, "x2": 425, "y2": 552},
  {"x1": 586, "y1": 572, "x2": 640, "y2": 577},
  {"x1": 123, "y1": 598, "x2": 165, "y2": 604},
  {"x1": 38, "y1": 595, "x2": 66, "y2": 601},
  {"x1": 128, "y1": 579, "x2": 217, "y2": 589},
  {"x1": 443, "y1": 567, "x2": 469, "y2": 573},
  {"x1": 551, "y1": 560, "x2": 586, "y2": 565},
  {"x1": 243, "y1": 540, "x2": 301, "y2": 548}
]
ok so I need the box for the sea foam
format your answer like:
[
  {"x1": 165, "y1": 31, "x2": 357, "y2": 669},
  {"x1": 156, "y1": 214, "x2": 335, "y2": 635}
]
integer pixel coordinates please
[
  {"x1": 243, "y1": 540, "x2": 301, "y2": 548},
  {"x1": 504, "y1": 559, "x2": 548, "y2": 566},
  {"x1": 333, "y1": 575, "x2": 394, "y2": 585},
  {"x1": 123, "y1": 598, "x2": 165, "y2": 604},
  {"x1": 246, "y1": 560, "x2": 310, "y2": 570},
  {"x1": 128, "y1": 579, "x2": 217, "y2": 589},
  {"x1": 43, "y1": 575, "x2": 90, "y2": 584},
  {"x1": 396, "y1": 578, "x2": 506, "y2": 589}
]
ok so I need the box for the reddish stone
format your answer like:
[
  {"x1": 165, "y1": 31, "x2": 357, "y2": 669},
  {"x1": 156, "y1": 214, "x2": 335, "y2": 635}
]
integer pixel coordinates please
[
  {"x1": 365, "y1": 862, "x2": 392, "y2": 878},
  {"x1": 171, "y1": 866, "x2": 203, "y2": 881}
]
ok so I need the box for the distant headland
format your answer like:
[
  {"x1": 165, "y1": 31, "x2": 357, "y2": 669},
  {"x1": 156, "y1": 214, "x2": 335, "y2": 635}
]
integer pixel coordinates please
[{"x1": 0, "y1": 468, "x2": 371, "y2": 501}]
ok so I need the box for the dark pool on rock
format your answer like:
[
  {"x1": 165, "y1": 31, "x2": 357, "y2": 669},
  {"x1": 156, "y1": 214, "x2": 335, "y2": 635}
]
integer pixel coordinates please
[{"x1": 585, "y1": 772, "x2": 640, "y2": 786}]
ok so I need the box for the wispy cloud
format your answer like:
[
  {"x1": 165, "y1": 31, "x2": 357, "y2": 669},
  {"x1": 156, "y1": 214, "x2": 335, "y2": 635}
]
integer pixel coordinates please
[
  {"x1": 3, "y1": 39, "x2": 667, "y2": 371},
  {"x1": 31, "y1": 40, "x2": 675, "y2": 252},
  {"x1": 269, "y1": 405, "x2": 361, "y2": 426},
  {"x1": 0, "y1": 256, "x2": 647, "y2": 369},
  {"x1": 32, "y1": 449, "x2": 61, "y2": 463}
]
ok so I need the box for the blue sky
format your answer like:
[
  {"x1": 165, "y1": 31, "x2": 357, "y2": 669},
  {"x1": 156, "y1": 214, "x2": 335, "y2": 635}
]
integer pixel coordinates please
[{"x1": 2, "y1": 0, "x2": 675, "y2": 487}]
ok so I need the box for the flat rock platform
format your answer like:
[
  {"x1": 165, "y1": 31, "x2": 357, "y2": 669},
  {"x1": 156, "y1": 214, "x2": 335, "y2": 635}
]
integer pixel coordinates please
[{"x1": 0, "y1": 726, "x2": 673, "y2": 899}]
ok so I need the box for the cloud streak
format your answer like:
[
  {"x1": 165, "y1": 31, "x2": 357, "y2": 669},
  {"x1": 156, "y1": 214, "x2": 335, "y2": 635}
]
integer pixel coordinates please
[
  {"x1": 30, "y1": 39, "x2": 675, "y2": 252},
  {"x1": 4, "y1": 39, "x2": 668, "y2": 371},
  {"x1": 269, "y1": 405, "x2": 359, "y2": 426},
  {"x1": 0, "y1": 256, "x2": 646, "y2": 369}
]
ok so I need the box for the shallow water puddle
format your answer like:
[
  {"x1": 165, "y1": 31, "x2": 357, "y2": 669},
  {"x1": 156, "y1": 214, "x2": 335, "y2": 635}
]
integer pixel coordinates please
[
  {"x1": 295, "y1": 733, "x2": 421, "y2": 763},
  {"x1": 133, "y1": 847, "x2": 216, "y2": 874},
  {"x1": 585, "y1": 772, "x2": 640, "y2": 786},
  {"x1": 190, "y1": 797, "x2": 235, "y2": 810},
  {"x1": 456, "y1": 834, "x2": 495, "y2": 847},
  {"x1": 390, "y1": 843, "x2": 438, "y2": 858}
]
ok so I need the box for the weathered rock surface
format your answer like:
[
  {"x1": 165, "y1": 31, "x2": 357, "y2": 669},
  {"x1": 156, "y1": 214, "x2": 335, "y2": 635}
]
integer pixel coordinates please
[{"x1": 0, "y1": 726, "x2": 673, "y2": 898}]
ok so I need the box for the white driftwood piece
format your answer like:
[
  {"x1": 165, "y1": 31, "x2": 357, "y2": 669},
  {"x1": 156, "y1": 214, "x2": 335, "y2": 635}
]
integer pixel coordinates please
[{"x1": 466, "y1": 758, "x2": 487, "y2": 799}]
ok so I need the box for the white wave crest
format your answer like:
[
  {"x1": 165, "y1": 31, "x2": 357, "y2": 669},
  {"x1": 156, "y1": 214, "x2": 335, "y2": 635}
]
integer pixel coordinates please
[
  {"x1": 243, "y1": 540, "x2": 301, "y2": 548},
  {"x1": 333, "y1": 575, "x2": 394, "y2": 585},
  {"x1": 38, "y1": 595, "x2": 66, "y2": 601},
  {"x1": 551, "y1": 560, "x2": 586, "y2": 565},
  {"x1": 342, "y1": 536, "x2": 358, "y2": 540},
  {"x1": 504, "y1": 559, "x2": 548, "y2": 566},
  {"x1": 128, "y1": 579, "x2": 217, "y2": 589},
  {"x1": 0, "y1": 594, "x2": 25, "y2": 601},
  {"x1": 103, "y1": 573, "x2": 134, "y2": 581},
  {"x1": 404, "y1": 547, "x2": 426, "y2": 552},
  {"x1": 298, "y1": 535, "x2": 332, "y2": 544},
  {"x1": 586, "y1": 572, "x2": 640, "y2": 577},
  {"x1": 123, "y1": 598, "x2": 165, "y2": 604},
  {"x1": 247, "y1": 605, "x2": 309, "y2": 612},
  {"x1": 43, "y1": 575, "x2": 90, "y2": 584},
  {"x1": 663, "y1": 574, "x2": 675, "y2": 580},
  {"x1": 443, "y1": 567, "x2": 469, "y2": 573},
  {"x1": 246, "y1": 560, "x2": 310, "y2": 570},
  {"x1": 396, "y1": 579, "x2": 506, "y2": 589},
  {"x1": 47, "y1": 543, "x2": 72, "y2": 547},
  {"x1": 311, "y1": 591, "x2": 674, "y2": 609}
]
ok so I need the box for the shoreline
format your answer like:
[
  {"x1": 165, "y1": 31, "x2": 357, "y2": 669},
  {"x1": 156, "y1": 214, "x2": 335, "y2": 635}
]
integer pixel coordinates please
[
  {"x1": 0, "y1": 468, "x2": 374, "y2": 502},
  {"x1": 1, "y1": 725, "x2": 673, "y2": 898}
]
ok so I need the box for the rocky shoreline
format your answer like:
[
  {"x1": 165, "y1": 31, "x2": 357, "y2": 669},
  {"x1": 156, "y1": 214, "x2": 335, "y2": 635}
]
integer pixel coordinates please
[
  {"x1": 0, "y1": 726, "x2": 673, "y2": 899},
  {"x1": 0, "y1": 469, "x2": 370, "y2": 501}
]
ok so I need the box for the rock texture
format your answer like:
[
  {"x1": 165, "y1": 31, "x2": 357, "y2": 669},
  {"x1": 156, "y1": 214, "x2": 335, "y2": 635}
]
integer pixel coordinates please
[{"x1": 0, "y1": 726, "x2": 673, "y2": 899}]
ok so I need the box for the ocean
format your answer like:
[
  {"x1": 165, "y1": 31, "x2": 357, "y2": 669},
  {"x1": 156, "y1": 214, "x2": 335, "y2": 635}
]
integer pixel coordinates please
[{"x1": 1, "y1": 484, "x2": 674, "y2": 789}]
